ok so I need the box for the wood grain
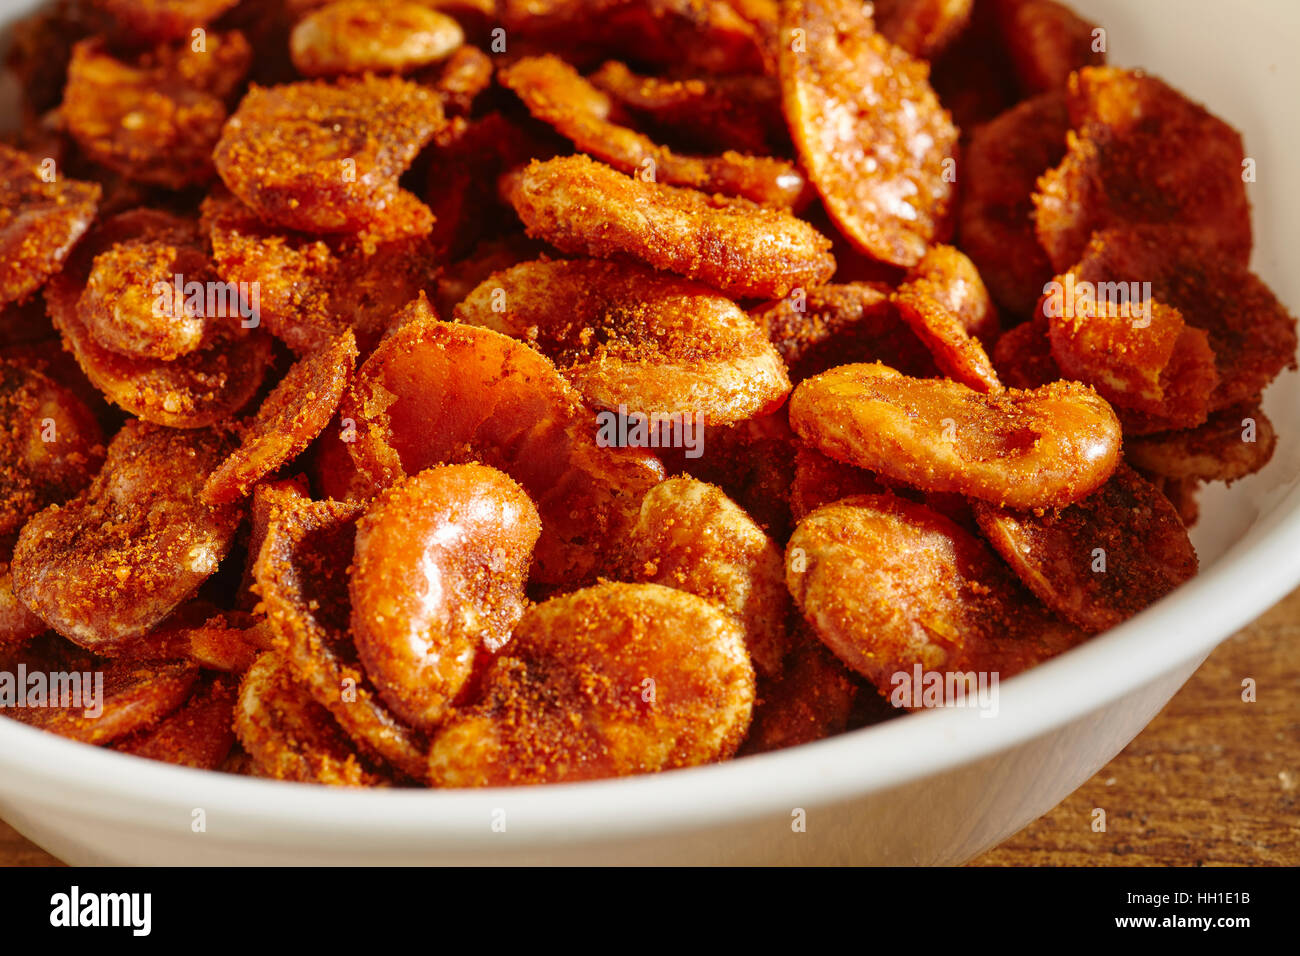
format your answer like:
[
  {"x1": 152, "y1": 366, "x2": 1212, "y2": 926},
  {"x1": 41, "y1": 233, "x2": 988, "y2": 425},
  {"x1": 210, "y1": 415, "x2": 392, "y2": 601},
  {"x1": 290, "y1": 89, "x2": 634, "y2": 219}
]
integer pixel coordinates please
[{"x1": 3, "y1": 588, "x2": 1298, "y2": 867}]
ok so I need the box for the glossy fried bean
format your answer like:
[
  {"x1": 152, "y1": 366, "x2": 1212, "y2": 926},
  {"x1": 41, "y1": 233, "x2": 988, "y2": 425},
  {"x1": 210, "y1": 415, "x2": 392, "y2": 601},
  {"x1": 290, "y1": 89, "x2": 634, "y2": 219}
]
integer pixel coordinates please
[
  {"x1": 992, "y1": 317, "x2": 1059, "y2": 390},
  {"x1": 427, "y1": 583, "x2": 756, "y2": 787},
  {"x1": 789, "y1": 363, "x2": 1121, "y2": 509},
  {"x1": 0, "y1": 144, "x2": 101, "y2": 309},
  {"x1": 871, "y1": 0, "x2": 973, "y2": 60},
  {"x1": 787, "y1": 494, "x2": 1088, "y2": 695},
  {"x1": 13, "y1": 656, "x2": 199, "y2": 746},
  {"x1": 213, "y1": 75, "x2": 444, "y2": 235},
  {"x1": 77, "y1": 229, "x2": 216, "y2": 362},
  {"x1": 253, "y1": 484, "x2": 428, "y2": 778},
  {"x1": 203, "y1": 193, "x2": 436, "y2": 355},
  {"x1": 499, "y1": 0, "x2": 769, "y2": 76},
  {"x1": 91, "y1": 0, "x2": 242, "y2": 43},
  {"x1": 749, "y1": 282, "x2": 935, "y2": 383},
  {"x1": 1126, "y1": 403, "x2": 1277, "y2": 484},
  {"x1": 588, "y1": 61, "x2": 784, "y2": 156},
  {"x1": 998, "y1": 0, "x2": 1104, "y2": 93},
  {"x1": 500, "y1": 55, "x2": 809, "y2": 209},
  {"x1": 203, "y1": 330, "x2": 357, "y2": 504},
  {"x1": 893, "y1": 245, "x2": 1001, "y2": 393},
  {"x1": 62, "y1": 34, "x2": 252, "y2": 189},
  {"x1": 291, "y1": 0, "x2": 464, "y2": 76},
  {"x1": 0, "y1": 362, "x2": 105, "y2": 545},
  {"x1": 47, "y1": 210, "x2": 273, "y2": 428},
  {"x1": 235, "y1": 651, "x2": 386, "y2": 786},
  {"x1": 779, "y1": 0, "x2": 957, "y2": 267},
  {"x1": 788, "y1": 445, "x2": 883, "y2": 522},
  {"x1": 624, "y1": 477, "x2": 792, "y2": 678},
  {"x1": 341, "y1": 314, "x2": 665, "y2": 585},
  {"x1": 114, "y1": 675, "x2": 238, "y2": 769},
  {"x1": 739, "y1": 628, "x2": 859, "y2": 756},
  {"x1": 11, "y1": 420, "x2": 241, "y2": 654},
  {"x1": 351, "y1": 465, "x2": 541, "y2": 732},
  {"x1": 507, "y1": 155, "x2": 836, "y2": 299},
  {"x1": 973, "y1": 464, "x2": 1198, "y2": 632},
  {"x1": 958, "y1": 92, "x2": 1069, "y2": 317},
  {"x1": 1064, "y1": 227, "x2": 1297, "y2": 413},
  {"x1": 1046, "y1": 296, "x2": 1216, "y2": 430},
  {"x1": 1034, "y1": 67, "x2": 1252, "y2": 272},
  {"x1": 455, "y1": 259, "x2": 789, "y2": 423}
]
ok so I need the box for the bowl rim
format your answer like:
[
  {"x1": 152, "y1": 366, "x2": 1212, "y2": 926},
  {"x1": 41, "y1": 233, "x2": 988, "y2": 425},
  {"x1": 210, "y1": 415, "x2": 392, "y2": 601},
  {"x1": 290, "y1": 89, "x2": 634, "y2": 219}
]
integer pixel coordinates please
[
  {"x1": 2, "y1": 470, "x2": 1298, "y2": 842},
  {"x1": 2, "y1": 0, "x2": 1300, "y2": 849}
]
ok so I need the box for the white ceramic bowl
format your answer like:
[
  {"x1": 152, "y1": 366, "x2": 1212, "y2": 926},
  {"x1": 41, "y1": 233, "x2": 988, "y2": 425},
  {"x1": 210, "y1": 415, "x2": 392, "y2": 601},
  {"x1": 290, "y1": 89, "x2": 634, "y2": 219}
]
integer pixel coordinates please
[{"x1": 1, "y1": 0, "x2": 1298, "y2": 866}]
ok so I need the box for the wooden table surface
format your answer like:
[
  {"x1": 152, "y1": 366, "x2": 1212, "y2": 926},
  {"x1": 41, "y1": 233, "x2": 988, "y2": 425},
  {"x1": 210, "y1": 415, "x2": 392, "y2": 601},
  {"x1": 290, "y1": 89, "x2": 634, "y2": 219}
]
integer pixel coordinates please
[{"x1": 3, "y1": 589, "x2": 1297, "y2": 867}]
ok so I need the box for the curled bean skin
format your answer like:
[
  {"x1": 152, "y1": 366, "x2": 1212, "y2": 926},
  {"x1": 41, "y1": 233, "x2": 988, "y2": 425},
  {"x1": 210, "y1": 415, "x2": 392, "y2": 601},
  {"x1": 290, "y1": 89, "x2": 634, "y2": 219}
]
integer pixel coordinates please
[
  {"x1": 341, "y1": 314, "x2": 664, "y2": 585},
  {"x1": 507, "y1": 155, "x2": 836, "y2": 300},
  {"x1": 789, "y1": 362, "x2": 1121, "y2": 509},
  {"x1": 291, "y1": 0, "x2": 464, "y2": 77},
  {"x1": 1126, "y1": 403, "x2": 1276, "y2": 484},
  {"x1": 214, "y1": 75, "x2": 444, "y2": 235},
  {"x1": 12, "y1": 653, "x2": 199, "y2": 746},
  {"x1": 499, "y1": 0, "x2": 770, "y2": 76},
  {"x1": 1034, "y1": 67, "x2": 1252, "y2": 273},
  {"x1": 203, "y1": 192, "x2": 437, "y2": 355},
  {"x1": 588, "y1": 60, "x2": 784, "y2": 156},
  {"x1": 253, "y1": 484, "x2": 429, "y2": 780},
  {"x1": 1061, "y1": 226, "x2": 1297, "y2": 414},
  {"x1": 624, "y1": 477, "x2": 792, "y2": 679},
  {"x1": 202, "y1": 329, "x2": 358, "y2": 504},
  {"x1": 973, "y1": 463, "x2": 1198, "y2": 632},
  {"x1": 351, "y1": 465, "x2": 541, "y2": 732},
  {"x1": 427, "y1": 582, "x2": 756, "y2": 787},
  {"x1": 455, "y1": 258, "x2": 790, "y2": 423},
  {"x1": 786, "y1": 494, "x2": 1087, "y2": 697},
  {"x1": 12, "y1": 420, "x2": 241, "y2": 654},
  {"x1": 236, "y1": 651, "x2": 387, "y2": 786},
  {"x1": 1047, "y1": 295, "x2": 1216, "y2": 430},
  {"x1": 0, "y1": 144, "x2": 101, "y2": 309},
  {"x1": 893, "y1": 245, "x2": 1001, "y2": 393},
  {"x1": 114, "y1": 674, "x2": 238, "y2": 770},
  {"x1": 47, "y1": 209, "x2": 273, "y2": 429},
  {"x1": 499, "y1": 54, "x2": 810, "y2": 209}
]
